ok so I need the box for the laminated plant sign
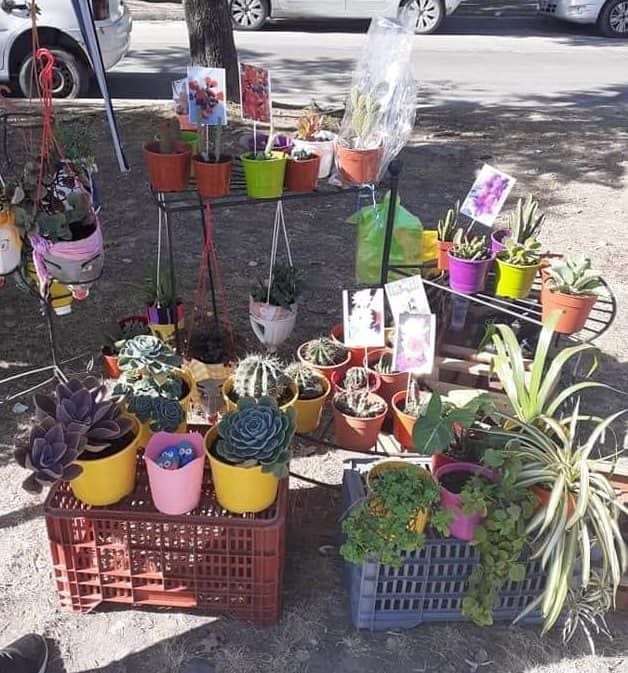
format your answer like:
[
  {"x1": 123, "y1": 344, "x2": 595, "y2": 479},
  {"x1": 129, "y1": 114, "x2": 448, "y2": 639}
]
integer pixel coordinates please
[
  {"x1": 240, "y1": 64, "x2": 272, "y2": 124},
  {"x1": 347, "y1": 192, "x2": 423, "y2": 284},
  {"x1": 460, "y1": 164, "x2": 516, "y2": 227},
  {"x1": 392, "y1": 312, "x2": 436, "y2": 375},
  {"x1": 385, "y1": 275, "x2": 431, "y2": 321},
  {"x1": 342, "y1": 288, "x2": 385, "y2": 348},
  {"x1": 187, "y1": 67, "x2": 227, "y2": 126}
]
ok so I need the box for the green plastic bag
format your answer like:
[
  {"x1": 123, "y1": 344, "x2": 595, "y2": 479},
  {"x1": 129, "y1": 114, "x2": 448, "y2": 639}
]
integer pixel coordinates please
[{"x1": 347, "y1": 191, "x2": 423, "y2": 284}]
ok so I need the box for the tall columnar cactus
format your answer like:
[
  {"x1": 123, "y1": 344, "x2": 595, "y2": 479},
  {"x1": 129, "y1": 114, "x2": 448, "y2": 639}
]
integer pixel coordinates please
[
  {"x1": 343, "y1": 367, "x2": 369, "y2": 392},
  {"x1": 302, "y1": 337, "x2": 348, "y2": 367},
  {"x1": 508, "y1": 194, "x2": 545, "y2": 244},
  {"x1": 437, "y1": 201, "x2": 461, "y2": 242},
  {"x1": 350, "y1": 88, "x2": 380, "y2": 148},
  {"x1": 233, "y1": 354, "x2": 290, "y2": 401},
  {"x1": 334, "y1": 391, "x2": 386, "y2": 419},
  {"x1": 284, "y1": 362, "x2": 326, "y2": 400}
]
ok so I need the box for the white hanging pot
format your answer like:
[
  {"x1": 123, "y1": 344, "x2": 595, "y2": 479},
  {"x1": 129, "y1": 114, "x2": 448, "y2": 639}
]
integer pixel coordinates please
[
  {"x1": 249, "y1": 297, "x2": 297, "y2": 351},
  {"x1": 0, "y1": 212, "x2": 22, "y2": 276}
]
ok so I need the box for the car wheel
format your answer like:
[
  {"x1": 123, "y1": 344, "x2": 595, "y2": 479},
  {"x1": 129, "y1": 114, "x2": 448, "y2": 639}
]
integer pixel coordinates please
[
  {"x1": 411, "y1": 0, "x2": 444, "y2": 34},
  {"x1": 599, "y1": 0, "x2": 628, "y2": 37},
  {"x1": 18, "y1": 48, "x2": 89, "y2": 99},
  {"x1": 231, "y1": 0, "x2": 269, "y2": 30}
]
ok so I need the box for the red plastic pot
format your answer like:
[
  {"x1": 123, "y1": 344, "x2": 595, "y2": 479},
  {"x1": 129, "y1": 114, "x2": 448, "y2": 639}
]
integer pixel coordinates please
[
  {"x1": 102, "y1": 349, "x2": 121, "y2": 379},
  {"x1": 330, "y1": 368, "x2": 381, "y2": 395},
  {"x1": 331, "y1": 393, "x2": 387, "y2": 451},
  {"x1": 285, "y1": 155, "x2": 320, "y2": 193},
  {"x1": 194, "y1": 155, "x2": 233, "y2": 198},
  {"x1": 541, "y1": 284, "x2": 597, "y2": 335},
  {"x1": 367, "y1": 348, "x2": 408, "y2": 409},
  {"x1": 297, "y1": 341, "x2": 351, "y2": 384},
  {"x1": 431, "y1": 452, "x2": 464, "y2": 474},
  {"x1": 144, "y1": 141, "x2": 191, "y2": 192},
  {"x1": 436, "y1": 240, "x2": 454, "y2": 272}
]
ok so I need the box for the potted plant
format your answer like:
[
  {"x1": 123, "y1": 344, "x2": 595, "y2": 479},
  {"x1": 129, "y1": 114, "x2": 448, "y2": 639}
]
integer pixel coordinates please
[
  {"x1": 114, "y1": 335, "x2": 193, "y2": 435},
  {"x1": 247, "y1": 133, "x2": 294, "y2": 155},
  {"x1": 367, "y1": 348, "x2": 408, "y2": 408},
  {"x1": 494, "y1": 237, "x2": 542, "y2": 299},
  {"x1": 340, "y1": 461, "x2": 442, "y2": 566},
  {"x1": 331, "y1": 365, "x2": 381, "y2": 396},
  {"x1": 332, "y1": 389, "x2": 387, "y2": 451},
  {"x1": 541, "y1": 256, "x2": 603, "y2": 335},
  {"x1": 22, "y1": 377, "x2": 141, "y2": 506},
  {"x1": 285, "y1": 148, "x2": 320, "y2": 193},
  {"x1": 144, "y1": 118, "x2": 191, "y2": 192},
  {"x1": 447, "y1": 231, "x2": 494, "y2": 294},
  {"x1": 436, "y1": 200, "x2": 460, "y2": 272},
  {"x1": 102, "y1": 315, "x2": 150, "y2": 379},
  {"x1": 144, "y1": 267, "x2": 184, "y2": 345},
  {"x1": 284, "y1": 361, "x2": 330, "y2": 434},
  {"x1": 297, "y1": 336, "x2": 351, "y2": 383},
  {"x1": 390, "y1": 378, "x2": 432, "y2": 450},
  {"x1": 294, "y1": 112, "x2": 337, "y2": 179},
  {"x1": 329, "y1": 323, "x2": 377, "y2": 367},
  {"x1": 336, "y1": 88, "x2": 383, "y2": 185},
  {"x1": 193, "y1": 125, "x2": 232, "y2": 198},
  {"x1": 205, "y1": 396, "x2": 295, "y2": 513},
  {"x1": 241, "y1": 133, "x2": 288, "y2": 199},
  {"x1": 249, "y1": 262, "x2": 303, "y2": 351},
  {"x1": 0, "y1": 179, "x2": 25, "y2": 276},
  {"x1": 222, "y1": 353, "x2": 298, "y2": 412},
  {"x1": 492, "y1": 194, "x2": 545, "y2": 254}
]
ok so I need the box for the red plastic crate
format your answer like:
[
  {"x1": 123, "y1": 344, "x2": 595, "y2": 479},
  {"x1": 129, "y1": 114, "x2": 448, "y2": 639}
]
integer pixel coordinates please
[{"x1": 44, "y1": 458, "x2": 286, "y2": 626}]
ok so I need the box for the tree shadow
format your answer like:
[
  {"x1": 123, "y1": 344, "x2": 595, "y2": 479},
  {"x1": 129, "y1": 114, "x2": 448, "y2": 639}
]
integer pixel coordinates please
[{"x1": 0, "y1": 502, "x2": 43, "y2": 529}]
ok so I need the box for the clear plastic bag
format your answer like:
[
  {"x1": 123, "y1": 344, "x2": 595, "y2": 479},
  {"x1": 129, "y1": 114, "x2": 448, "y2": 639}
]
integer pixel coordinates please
[{"x1": 336, "y1": 5, "x2": 417, "y2": 183}]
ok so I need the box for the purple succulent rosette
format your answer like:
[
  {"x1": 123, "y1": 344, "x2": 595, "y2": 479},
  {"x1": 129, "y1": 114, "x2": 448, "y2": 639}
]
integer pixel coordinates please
[
  {"x1": 216, "y1": 396, "x2": 295, "y2": 478},
  {"x1": 14, "y1": 417, "x2": 86, "y2": 493}
]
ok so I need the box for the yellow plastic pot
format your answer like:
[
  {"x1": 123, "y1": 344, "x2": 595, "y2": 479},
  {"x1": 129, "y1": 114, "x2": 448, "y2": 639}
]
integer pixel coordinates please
[
  {"x1": 494, "y1": 258, "x2": 540, "y2": 300},
  {"x1": 293, "y1": 374, "x2": 330, "y2": 434},
  {"x1": 366, "y1": 460, "x2": 432, "y2": 533},
  {"x1": 221, "y1": 376, "x2": 298, "y2": 413},
  {"x1": 70, "y1": 417, "x2": 141, "y2": 506},
  {"x1": 205, "y1": 426, "x2": 279, "y2": 513},
  {"x1": 26, "y1": 261, "x2": 74, "y2": 316}
]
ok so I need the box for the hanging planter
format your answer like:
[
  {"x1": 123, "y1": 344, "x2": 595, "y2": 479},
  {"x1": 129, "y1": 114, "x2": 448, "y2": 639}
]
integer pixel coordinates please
[
  {"x1": 241, "y1": 151, "x2": 287, "y2": 199},
  {"x1": 285, "y1": 149, "x2": 320, "y2": 193},
  {"x1": 0, "y1": 210, "x2": 22, "y2": 276},
  {"x1": 144, "y1": 120, "x2": 191, "y2": 192},
  {"x1": 332, "y1": 390, "x2": 387, "y2": 451},
  {"x1": 25, "y1": 261, "x2": 73, "y2": 316}
]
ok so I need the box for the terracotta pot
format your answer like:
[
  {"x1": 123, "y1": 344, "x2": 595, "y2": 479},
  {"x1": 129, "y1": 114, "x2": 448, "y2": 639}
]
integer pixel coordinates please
[
  {"x1": 143, "y1": 141, "x2": 191, "y2": 192},
  {"x1": 176, "y1": 113, "x2": 196, "y2": 131},
  {"x1": 332, "y1": 393, "x2": 387, "y2": 450},
  {"x1": 390, "y1": 389, "x2": 423, "y2": 450},
  {"x1": 194, "y1": 155, "x2": 233, "y2": 198},
  {"x1": 336, "y1": 145, "x2": 383, "y2": 185},
  {"x1": 330, "y1": 323, "x2": 380, "y2": 368},
  {"x1": 531, "y1": 484, "x2": 576, "y2": 517},
  {"x1": 367, "y1": 348, "x2": 408, "y2": 409},
  {"x1": 285, "y1": 155, "x2": 320, "y2": 193},
  {"x1": 436, "y1": 240, "x2": 454, "y2": 272},
  {"x1": 330, "y1": 368, "x2": 381, "y2": 395},
  {"x1": 102, "y1": 349, "x2": 121, "y2": 379},
  {"x1": 541, "y1": 284, "x2": 597, "y2": 335},
  {"x1": 297, "y1": 340, "x2": 351, "y2": 384}
]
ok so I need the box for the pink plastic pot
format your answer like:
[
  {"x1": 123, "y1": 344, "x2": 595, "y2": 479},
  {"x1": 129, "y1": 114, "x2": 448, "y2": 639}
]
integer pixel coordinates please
[
  {"x1": 435, "y1": 462, "x2": 494, "y2": 542},
  {"x1": 144, "y1": 432, "x2": 205, "y2": 515},
  {"x1": 490, "y1": 229, "x2": 510, "y2": 255}
]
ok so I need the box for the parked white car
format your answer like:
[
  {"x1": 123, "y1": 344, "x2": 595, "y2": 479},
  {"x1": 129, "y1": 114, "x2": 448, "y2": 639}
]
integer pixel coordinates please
[
  {"x1": 538, "y1": 0, "x2": 627, "y2": 37},
  {"x1": 230, "y1": 0, "x2": 464, "y2": 35},
  {"x1": 0, "y1": 0, "x2": 132, "y2": 98}
]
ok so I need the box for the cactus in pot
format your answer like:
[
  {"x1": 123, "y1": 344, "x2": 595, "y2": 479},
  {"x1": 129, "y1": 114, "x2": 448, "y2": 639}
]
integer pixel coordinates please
[
  {"x1": 302, "y1": 337, "x2": 348, "y2": 367},
  {"x1": 450, "y1": 231, "x2": 491, "y2": 261},
  {"x1": 284, "y1": 362, "x2": 325, "y2": 400},
  {"x1": 343, "y1": 367, "x2": 370, "y2": 391},
  {"x1": 232, "y1": 353, "x2": 293, "y2": 402},
  {"x1": 437, "y1": 201, "x2": 461, "y2": 243},
  {"x1": 334, "y1": 390, "x2": 386, "y2": 419}
]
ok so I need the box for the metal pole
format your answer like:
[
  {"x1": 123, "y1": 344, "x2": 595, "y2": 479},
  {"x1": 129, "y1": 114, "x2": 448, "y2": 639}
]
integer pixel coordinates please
[
  {"x1": 379, "y1": 159, "x2": 402, "y2": 287},
  {"x1": 201, "y1": 201, "x2": 221, "y2": 334},
  {"x1": 162, "y1": 196, "x2": 180, "y2": 353}
]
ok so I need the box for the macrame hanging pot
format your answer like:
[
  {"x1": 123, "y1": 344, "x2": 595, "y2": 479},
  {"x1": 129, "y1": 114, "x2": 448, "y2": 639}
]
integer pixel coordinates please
[{"x1": 0, "y1": 210, "x2": 22, "y2": 276}]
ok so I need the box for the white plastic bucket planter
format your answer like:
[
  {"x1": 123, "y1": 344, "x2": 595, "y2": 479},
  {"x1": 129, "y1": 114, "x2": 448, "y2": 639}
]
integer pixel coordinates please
[
  {"x1": 294, "y1": 134, "x2": 337, "y2": 179},
  {"x1": 249, "y1": 298, "x2": 297, "y2": 351}
]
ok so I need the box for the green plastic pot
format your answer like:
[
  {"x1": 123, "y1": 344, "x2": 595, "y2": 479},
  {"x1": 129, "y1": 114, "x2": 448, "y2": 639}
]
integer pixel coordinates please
[
  {"x1": 240, "y1": 151, "x2": 287, "y2": 199},
  {"x1": 494, "y1": 258, "x2": 540, "y2": 299}
]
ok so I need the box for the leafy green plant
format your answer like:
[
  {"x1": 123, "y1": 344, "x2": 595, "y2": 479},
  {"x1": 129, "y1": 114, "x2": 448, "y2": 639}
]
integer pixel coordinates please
[
  {"x1": 544, "y1": 256, "x2": 603, "y2": 296},
  {"x1": 437, "y1": 200, "x2": 460, "y2": 242},
  {"x1": 302, "y1": 337, "x2": 348, "y2": 366},
  {"x1": 497, "y1": 237, "x2": 542, "y2": 267},
  {"x1": 334, "y1": 390, "x2": 386, "y2": 418},
  {"x1": 144, "y1": 266, "x2": 177, "y2": 308},
  {"x1": 450, "y1": 230, "x2": 491, "y2": 261},
  {"x1": 341, "y1": 464, "x2": 440, "y2": 566},
  {"x1": 250, "y1": 263, "x2": 303, "y2": 307},
  {"x1": 507, "y1": 194, "x2": 545, "y2": 244}
]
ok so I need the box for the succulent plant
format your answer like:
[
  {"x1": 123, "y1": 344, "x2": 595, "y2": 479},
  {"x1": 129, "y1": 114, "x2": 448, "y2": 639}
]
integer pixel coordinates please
[
  {"x1": 544, "y1": 256, "x2": 603, "y2": 296},
  {"x1": 508, "y1": 194, "x2": 545, "y2": 245},
  {"x1": 250, "y1": 263, "x2": 303, "y2": 308},
  {"x1": 114, "y1": 368, "x2": 184, "y2": 404},
  {"x1": 342, "y1": 367, "x2": 369, "y2": 392},
  {"x1": 349, "y1": 88, "x2": 380, "y2": 148},
  {"x1": 498, "y1": 237, "x2": 542, "y2": 267},
  {"x1": 437, "y1": 201, "x2": 461, "y2": 242},
  {"x1": 33, "y1": 377, "x2": 134, "y2": 454},
  {"x1": 128, "y1": 395, "x2": 184, "y2": 432},
  {"x1": 104, "y1": 317, "x2": 150, "y2": 354},
  {"x1": 334, "y1": 390, "x2": 386, "y2": 418},
  {"x1": 14, "y1": 417, "x2": 86, "y2": 493},
  {"x1": 290, "y1": 148, "x2": 317, "y2": 161},
  {"x1": 232, "y1": 354, "x2": 291, "y2": 402},
  {"x1": 117, "y1": 335, "x2": 182, "y2": 373},
  {"x1": 284, "y1": 362, "x2": 326, "y2": 400},
  {"x1": 302, "y1": 337, "x2": 348, "y2": 367},
  {"x1": 296, "y1": 112, "x2": 327, "y2": 141},
  {"x1": 216, "y1": 397, "x2": 295, "y2": 478},
  {"x1": 403, "y1": 379, "x2": 432, "y2": 418},
  {"x1": 372, "y1": 351, "x2": 395, "y2": 375},
  {"x1": 450, "y1": 230, "x2": 491, "y2": 261}
]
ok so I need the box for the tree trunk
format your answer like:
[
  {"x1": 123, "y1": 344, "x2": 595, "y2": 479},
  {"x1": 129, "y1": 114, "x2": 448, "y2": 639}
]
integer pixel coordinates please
[{"x1": 183, "y1": 0, "x2": 240, "y2": 103}]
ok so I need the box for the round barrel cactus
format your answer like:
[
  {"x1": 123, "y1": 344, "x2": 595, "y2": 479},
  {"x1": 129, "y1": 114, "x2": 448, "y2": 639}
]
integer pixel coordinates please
[{"x1": 233, "y1": 354, "x2": 291, "y2": 402}]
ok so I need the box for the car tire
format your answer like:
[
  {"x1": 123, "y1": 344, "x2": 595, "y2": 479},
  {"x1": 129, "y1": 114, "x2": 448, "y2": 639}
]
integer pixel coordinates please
[
  {"x1": 598, "y1": 0, "x2": 628, "y2": 37},
  {"x1": 230, "y1": 0, "x2": 269, "y2": 30},
  {"x1": 409, "y1": 0, "x2": 445, "y2": 34},
  {"x1": 17, "y1": 48, "x2": 89, "y2": 99}
]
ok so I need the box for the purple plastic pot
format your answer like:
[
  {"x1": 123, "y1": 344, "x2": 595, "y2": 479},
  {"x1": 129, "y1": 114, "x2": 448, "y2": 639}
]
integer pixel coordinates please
[
  {"x1": 491, "y1": 229, "x2": 510, "y2": 254},
  {"x1": 435, "y1": 462, "x2": 495, "y2": 542},
  {"x1": 247, "y1": 134, "x2": 294, "y2": 155},
  {"x1": 447, "y1": 251, "x2": 495, "y2": 294},
  {"x1": 146, "y1": 302, "x2": 185, "y2": 325}
]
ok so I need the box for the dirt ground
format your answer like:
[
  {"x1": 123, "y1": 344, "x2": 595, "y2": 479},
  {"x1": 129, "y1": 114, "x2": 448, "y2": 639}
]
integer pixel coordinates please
[{"x1": 0, "y1": 95, "x2": 627, "y2": 673}]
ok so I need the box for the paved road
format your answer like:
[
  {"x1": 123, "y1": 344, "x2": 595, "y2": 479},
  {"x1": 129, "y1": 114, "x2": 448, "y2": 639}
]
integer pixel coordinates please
[{"x1": 109, "y1": 12, "x2": 628, "y2": 108}]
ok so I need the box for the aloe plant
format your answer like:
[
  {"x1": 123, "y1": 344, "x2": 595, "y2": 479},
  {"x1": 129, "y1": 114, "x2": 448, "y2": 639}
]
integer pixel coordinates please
[{"x1": 507, "y1": 194, "x2": 545, "y2": 244}]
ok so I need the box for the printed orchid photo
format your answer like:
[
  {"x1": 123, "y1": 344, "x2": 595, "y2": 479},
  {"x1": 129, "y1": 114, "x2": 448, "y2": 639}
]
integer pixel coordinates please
[
  {"x1": 240, "y1": 63, "x2": 272, "y2": 124},
  {"x1": 460, "y1": 164, "x2": 516, "y2": 227},
  {"x1": 393, "y1": 312, "x2": 436, "y2": 375},
  {"x1": 187, "y1": 66, "x2": 227, "y2": 126}
]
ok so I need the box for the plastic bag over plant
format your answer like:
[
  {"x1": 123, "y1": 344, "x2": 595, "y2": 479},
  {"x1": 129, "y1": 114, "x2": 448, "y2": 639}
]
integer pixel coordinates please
[{"x1": 337, "y1": 6, "x2": 417, "y2": 181}]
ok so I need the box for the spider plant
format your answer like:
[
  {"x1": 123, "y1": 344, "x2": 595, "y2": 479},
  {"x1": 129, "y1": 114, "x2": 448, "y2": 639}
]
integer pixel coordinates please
[{"x1": 490, "y1": 405, "x2": 627, "y2": 635}]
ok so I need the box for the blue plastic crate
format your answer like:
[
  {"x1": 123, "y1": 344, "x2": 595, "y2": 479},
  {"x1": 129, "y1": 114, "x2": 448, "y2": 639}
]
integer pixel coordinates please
[{"x1": 342, "y1": 462, "x2": 546, "y2": 631}]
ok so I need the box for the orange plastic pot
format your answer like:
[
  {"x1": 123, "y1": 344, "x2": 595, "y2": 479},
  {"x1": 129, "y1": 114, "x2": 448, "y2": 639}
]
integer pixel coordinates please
[
  {"x1": 332, "y1": 393, "x2": 387, "y2": 451},
  {"x1": 336, "y1": 145, "x2": 383, "y2": 185},
  {"x1": 367, "y1": 348, "x2": 409, "y2": 408},
  {"x1": 390, "y1": 390, "x2": 418, "y2": 450},
  {"x1": 437, "y1": 240, "x2": 454, "y2": 272},
  {"x1": 194, "y1": 155, "x2": 233, "y2": 198},
  {"x1": 297, "y1": 341, "x2": 351, "y2": 384},
  {"x1": 541, "y1": 284, "x2": 597, "y2": 335},
  {"x1": 330, "y1": 323, "x2": 379, "y2": 367},
  {"x1": 330, "y1": 368, "x2": 381, "y2": 395},
  {"x1": 102, "y1": 349, "x2": 121, "y2": 379},
  {"x1": 144, "y1": 141, "x2": 191, "y2": 192},
  {"x1": 285, "y1": 155, "x2": 320, "y2": 193}
]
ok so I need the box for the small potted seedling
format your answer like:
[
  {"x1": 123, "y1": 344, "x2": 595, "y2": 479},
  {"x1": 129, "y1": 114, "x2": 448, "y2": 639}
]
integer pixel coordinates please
[
  {"x1": 541, "y1": 256, "x2": 603, "y2": 334},
  {"x1": 297, "y1": 336, "x2": 351, "y2": 383},
  {"x1": 492, "y1": 194, "x2": 545, "y2": 254},
  {"x1": 194, "y1": 125, "x2": 233, "y2": 198},
  {"x1": 331, "y1": 365, "x2": 381, "y2": 396},
  {"x1": 367, "y1": 348, "x2": 408, "y2": 409},
  {"x1": 436, "y1": 201, "x2": 461, "y2": 272},
  {"x1": 494, "y1": 237, "x2": 542, "y2": 299},
  {"x1": 284, "y1": 361, "x2": 330, "y2": 434},
  {"x1": 144, "y1": 118, "x2": 191, "y2": 192},
  {"x1": 294, "y1": 112, "x2": 337, "y2": 178},
  {"x1": 285, "y1": 148, "x2": 320, "y2": 193},
  {"x1": 241, "y1": 132, "x2": 288, "y2": 199},
  {"x1": 391, "y1": 377, "x2": 432, "y2": 449},
  {"x1": 102, "y1": 315, "x2": 150, "y2": 379},
  {"x1": 447, "y1": 230, "x2": 494, "y2": 294},
  {"x1": 144, "y1": 266, "x2": 184, "y2": 345},
  {"x1": 332, "y1": 389, "x2": 387, "y2": 450}
]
